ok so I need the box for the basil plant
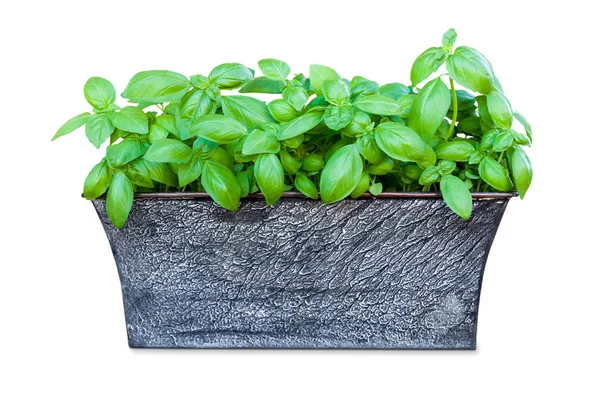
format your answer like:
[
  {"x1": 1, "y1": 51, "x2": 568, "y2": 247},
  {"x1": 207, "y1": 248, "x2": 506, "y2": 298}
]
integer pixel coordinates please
[{"x1": 53, "y1": 29, "x2": 532, "y2": 228}]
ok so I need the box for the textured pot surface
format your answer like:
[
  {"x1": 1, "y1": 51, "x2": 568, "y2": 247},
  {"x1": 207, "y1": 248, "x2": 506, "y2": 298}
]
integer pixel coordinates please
[{"x1": 93, "y1": 195, "x2": 510, "y2": 349}]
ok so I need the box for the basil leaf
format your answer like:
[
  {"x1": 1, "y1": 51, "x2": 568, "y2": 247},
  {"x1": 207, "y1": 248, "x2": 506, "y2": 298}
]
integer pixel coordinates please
[
  {"x1": 208, "y1": 147, "x2": 234, "y2": 169},
  {"x1": 52, "y1": 112, "x2": 90, "y2": 140},
  {"x1": 145, "y1": 160, "x2": 178, "y2": 187},
  {"x1": 442, "y1": 28, "x2": 457, "y2": 53},
  {"x1": 369, "y1": 182, "x2": 383, "y2": 196},
  {"x1": 486, "y1": 89, "x2": 513, "y2": 129},
  {"x1": 492, "y1": 131, "x2": 514, "y2": 152},
  {"x1": 309, "y1": 64, "x2": 341, "y2": 95},
  {"x1": 106, "y1": 171, "x2": 134, "y2": 228},
  {"x1": 324, "y1": 105, "x2": 354, "y2": 131},
  {"x1": 125, "y1": 159, "x2": 154, "y2": 188},
  {"x1": 294, "y1": 172, "x2": 319, "y2": 200},
  {"x1": 302, "y1": 154, "x2": 324, "y2": 172},
  {"x1": 513, "y1": 111, "x2": 533, "y2": 143},
  {"x1": 236, "y1": 170, "x2": 251, "y2": 198},
  {"x1": 353, "y1": 95, "x2": 402, "y2": 115},
  {"x1": 242, "y1": 129, "x2": 280, "y2": 155},
  {"x1": 435, "y1": 141, "x2": 475, "y2": 162},
  {"x1": 122, "y1": 70, "x2": 191, "y2": 104},
  {"x1": 178, "y1": 158, "x2": 203, "y2": 187},
  {"x1": 397, "y1": 94, "x2": 416, "y2": 118},
  {"x1": 190, "y1": 114, "x2": 247, "y2": 144},
  {"x1": 148, "y1": 123, "x2": 169, "y2": 143},
  {"x1": 144, "y1": 139, "x2": 193, "y2": 164},
  {"x1": 410, "y1": 47, "x2": 447, "y2": 87},
  {"x1": 320, "y1": 144, "x2": 363, "y2": 203},
  {"x1": 322, "y1": 80, "x2": 350, "y2": 106},
  {"x1": 109, "y1": 106, "x2": 149, "y2": 134},
  {"x1": 84, "y1": 77, "x2": 116, "y2": 110},
  {"x1": 283, "y1": 86, "x2": 309, "y2": 111},
  {"x1": 478, "y1": 156, "x2": 514, "y2": 191},
  {"x1": 201, "y1": 160, "x2": 241, "y2": 211},
  {"x1": 258, "y1": 58, "x2": 290, "y2": 81},
  {"x1": 368, "y1": 158, "x2": 394, "y2": 175},
  {"x1": 208, "y1": 63, "x2": 253, "y2": 89},
  {"x1": 374, "y1": 122, "x2": 425, "y2": 162},
  {"x1": 509, "y1": 147, "x2": 532, "y2": 199},
  {"x1": 276, "y1": 111, "x2": 324, "y2": 140},
  {"x1": 193, "y1": 137, "x2": 218, "y2": 159},
  {"x1": 106, "y1": 138, "x2": 147, "y2": 167},
  {"x1": 83, "y1": 159, "x2": 112, "y2": 200},
  {"x1": 254, "y1": 153, "x2": 285, "y2": 205},
  {"x1": 440, "y1": 175, "x2": 472, "y2": 220},
  {"x1": 358, "y1": 135, "x2": 384, "y2": 164},
  {"x1": 349, "y1": 76, "x2": 379, "y2": 98},
  {"x1": 179, "y1": 89, "x2": 213, "y2": 120},
  {"x1": 268, "y1": 99, "x2": 299, "y2": 122},
  {"x1": 438, "y1": 160, "x2": 457, "y2": 175},
  {"x1": 85, "y1": 113, "x2": 114, "y2": 148},
  {"x1": 239, "y1": 77, "x2": 285, "y2": 94},
  {"x1": 419, "y1": 166, "x2": 440, "y2": 185},
  {"x1": 280, "y1": 150, "x2": 301, "y2": 175},
  {"x1": 408, "y1": 77, "x2": 451, "y2": 141},
  {"x1": 418, "y1": 145, "x2": 438, "y2": 169},
  {"x1": 446, "y1": 46, "x2": 494, "y2": 94},
  {"x1": 348, "y1": 172, "x2": 368, "y2": 198},
  {"x1": 342, "y1": 111, "x2": 373, "y2": 137},
  {"x1": 379, "y1": 83, "x2": 410, "y2": 100},
  {"x1": 222, "y1": 95, "x2": 274, "y2": 130}
]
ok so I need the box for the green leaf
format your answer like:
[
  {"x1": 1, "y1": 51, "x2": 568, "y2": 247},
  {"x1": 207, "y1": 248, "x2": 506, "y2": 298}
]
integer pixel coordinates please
[
  {"x1": 309, "y1": 64, "x2": 341, "y2": 95},
  {"x1": 268, "y1": 99, "x2": 299, "y2": 122},
  {"x1": 190, "y1": 114, "x2": 247, "y2": 144},
  {"x1": 148, "y1": 123, "x2": 169, "y2": 143},
  {"x1": 106, "y1": 138, "x2": 147, "y2": 167},
  {"x1": 242, "y1": 129, "x2": 280, "y2": 155},
  {"x1": 85, "y1": 113, "x2": 114, "y2": 149},
  {"x1": 353, "y1": 95, "x2": 402, "y2": 115},
  {"x1": 419, "y1": 166, "x2": 441, "y2": 185},
  {"x1": 369, "y1": 182, "x2": 383, "y2": 196},
  {"x1": 341, "y1": 111, "x2": 373, "y2": 137},
  {"x1": 509, "y1": 146, "x2": 532, "y2": 199},
  {"x1": 513, "y1": 111, "x2": 533, "y2": 143},
  {"x1": 258, "y1": 58, "x2": 290, "y2": 81},
  {"x1": 84, "y1": 77, "x2": 116, "y2": 110},
  {"x1": 283, "y1": 86, "x2": 309, "y2": 111},
  {"x1": 324, "y1": 105, "x2": 354, "y2": 131},
  {"x1": 320, "y1": 144, "x2": 363, "y2": 203},
  {"x1": 368, "y1": 158, "x2": 394, "y2": 175},
  {"x1": 178, "y1": 158, "x2": 203, "y2": 187},
  {"x1": 83, "y1": 159, "x2": 112, "y2": 200},
  {"x1": 280, "y1": 150, "x2": 300, "y2": 175},
  {"x1": 373, "y1": 122, "x2": 425, "y2": 162},
  {"x1": 222, "y1": 95, "x2": 274, "y2": 130},
  {"x1": 122, "y1": 70, "x2": 191, "y2": 104},
  {"x1": 193, "y1": 137, "x2": 218, "y2": 159},
  {"x1": 440, "y1": 175, "x2": 472, "y2": 220},
  {"x1": 379, "y1": 83, "x2": 410, "y2": 100},
  {"x1": 408, "y1": 77, "x2": 451, "y2": 142},
  {"x1": 302, "y1": 154, "x2": 324, "y2": 172},
  {"x1": 478, "y1": 156, "x2": 514, "y2": 191},
  {"x1": 397, "y1": 94, "x2": 416, "y2": 118},
  {"x1": 438, "y1": 160, "x2": 457, "y2": 175},
  {"x1": 486, "y1": 90, "x2": 513, "y2": 129},
  {"x1": 435, "y1": 141, "x2": 475, "y2": 162},
  {"x1": 109, "y1": 106, "x2": 149, "y2": 134},
  {"x1": 236, "y1": 170, "x2": 251, "y2": 197},
  {"x1": 410, "y1": 47, "x2": 447, "y2": 87},
  {"x1": 52, "y1": 112, "x2": 90, "y2": 140},
  {"x1": 208, "y1": 63, "x2": 253, "y2": 89},
  {"x1": 442, "y1": 28, "x2": 457, "y2": 53},
  {"x1": 145, "y1": 160, "x2": 178, "y2": 187},
  {"x1": 276, "y1": 111, "x2": 323, "y2": 140},
  {"x1": 201, "y1": 160, "x2": 241, "y2": 210},
  {"x1": 294, "y1": 172, "x2": 318, "y2": 200},
  {"x1": 350, "y1": 172, "x2": 370, "y2": 198},
  {"x1": 106, "y1": 171, "x2": 134, "y2": 228},
  {"x1": 446, "y1": 46, "x2": 495, "y2": 94},
  {"x1": 349, "y1": 76, "x2": 379, "y2": 98},
  {"x1": 178, "y1": 89, "x2": 214, "y2": 120},
  {"x1": 144, "y1": 139, "x2": 193, "y2": 164},
  {"x1": 239, "y1": 77, "x2": 285, "y2": 94},
  {"x1": 254, "y1": 153, "x2": 285, "y2": 205},
  {"x1": 358, "y1": 135, "x2": 384, "y2": 164},
  {"x1": 322, "y1": 80, "x2": 350, "y2": 106},
  {"x1": 125, "y1": 159, "x2": 154, "y2": 188}
]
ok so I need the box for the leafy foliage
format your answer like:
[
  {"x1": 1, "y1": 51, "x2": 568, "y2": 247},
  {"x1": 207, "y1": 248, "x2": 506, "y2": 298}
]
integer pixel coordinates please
[{"x1": 53, "y1": 29, "x2": 532, "y2": 227}]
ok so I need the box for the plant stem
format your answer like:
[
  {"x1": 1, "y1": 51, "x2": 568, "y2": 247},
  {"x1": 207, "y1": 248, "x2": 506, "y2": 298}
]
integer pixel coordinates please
[
  {"x1": 447, "y1": 78, "x2": 459, "y2": 138},
  {"x1": 498, "y1": 151, "x2": 505, "y2": 164},
  {"x1": 476, "y1": 180, "x2": 481, "y2": 192}
]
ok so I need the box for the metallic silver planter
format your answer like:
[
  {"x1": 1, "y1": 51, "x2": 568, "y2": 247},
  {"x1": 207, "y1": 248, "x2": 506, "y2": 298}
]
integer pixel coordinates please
[{"x1": 93, "y1": 192, "x2": 512, "y2": 349}]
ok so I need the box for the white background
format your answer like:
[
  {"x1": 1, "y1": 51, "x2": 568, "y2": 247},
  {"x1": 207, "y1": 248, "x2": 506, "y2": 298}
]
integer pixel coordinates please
[{"x1": 1, "y1": 0, "x2": 598, "y2": 398}]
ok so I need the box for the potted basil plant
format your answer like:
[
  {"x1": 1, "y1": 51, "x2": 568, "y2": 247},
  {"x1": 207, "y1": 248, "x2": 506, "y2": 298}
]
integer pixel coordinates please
[{"x1": 53, "y1": 28, "x2": 532, "y2": 349}]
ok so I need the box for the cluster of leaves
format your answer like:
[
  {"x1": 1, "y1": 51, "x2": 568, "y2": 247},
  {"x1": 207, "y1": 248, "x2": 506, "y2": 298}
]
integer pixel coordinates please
[{"x1": 53, "y1": 29, "x2": 532, "y2": 228}]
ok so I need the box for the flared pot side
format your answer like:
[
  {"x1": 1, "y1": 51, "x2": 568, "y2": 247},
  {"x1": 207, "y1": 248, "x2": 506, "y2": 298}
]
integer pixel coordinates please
[{"x1": 92, "y1": 195, "x2": 511, "y2": 349}]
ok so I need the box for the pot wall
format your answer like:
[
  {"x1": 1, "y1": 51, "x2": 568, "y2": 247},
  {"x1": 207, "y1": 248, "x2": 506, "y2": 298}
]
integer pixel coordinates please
[{"x1": 93, "y1": 196, "x2": 509, "y2": 349}]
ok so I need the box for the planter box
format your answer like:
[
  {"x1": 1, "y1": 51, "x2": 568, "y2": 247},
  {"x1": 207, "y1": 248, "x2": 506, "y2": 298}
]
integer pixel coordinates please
[{"x1": 93, "y1": 193, "x2": 512, "y2": 349}]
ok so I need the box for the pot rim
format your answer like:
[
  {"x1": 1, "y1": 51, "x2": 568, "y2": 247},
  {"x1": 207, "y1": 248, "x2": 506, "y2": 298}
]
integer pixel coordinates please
[{"x1": 88, "y1": 191, "x2": 517, "y2": 200}]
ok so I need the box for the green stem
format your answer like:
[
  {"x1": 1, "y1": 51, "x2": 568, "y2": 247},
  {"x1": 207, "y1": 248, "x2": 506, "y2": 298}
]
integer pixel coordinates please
[
  {"x1": 447, "y1": 78, "x2": 459, "y2": 138},
  {"x1": 476, "y1": 180, "x2": 481, "y2": 192},
  {"x1": 498, "y1": 151, "x2": 505, "y2": 164}
]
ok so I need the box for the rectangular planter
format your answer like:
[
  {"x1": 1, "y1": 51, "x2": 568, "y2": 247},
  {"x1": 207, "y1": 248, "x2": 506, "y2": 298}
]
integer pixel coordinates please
[{"x1": 93, "y1": 193, "x2": 512, "y2": 349}]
